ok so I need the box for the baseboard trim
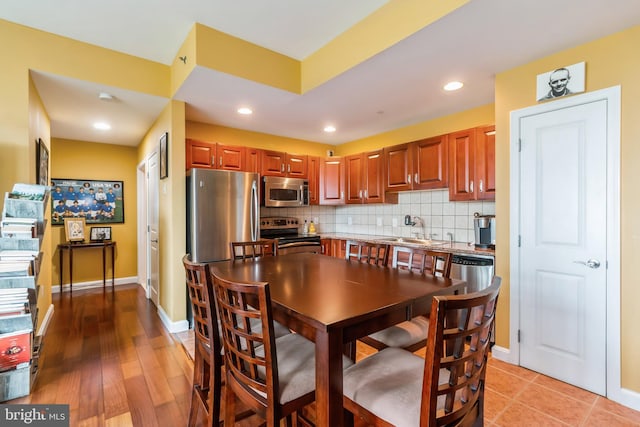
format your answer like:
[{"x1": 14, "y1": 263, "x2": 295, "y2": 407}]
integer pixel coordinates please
[
  {"x1": 52, "y1": 276, "x2": 139, "y2": 293},
  {"x1": 36, "y1": 304, "x2": 54, "y2": 337},
  {"x1": 490, "y1": 345, "x2": 516, "y2": 364},
  {"x1": 157, "y1": 305, "x2": 189, "y2": 333}
]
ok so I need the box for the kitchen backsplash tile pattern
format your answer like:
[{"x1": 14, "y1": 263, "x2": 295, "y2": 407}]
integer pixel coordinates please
[{"x1": 261, "y1": 189, "x2": 495, "y2": 244}]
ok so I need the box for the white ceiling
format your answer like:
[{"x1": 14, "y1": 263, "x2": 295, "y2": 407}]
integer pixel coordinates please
[{"x1": 4, "y1": 0, "x2": 640, "y2": 146}]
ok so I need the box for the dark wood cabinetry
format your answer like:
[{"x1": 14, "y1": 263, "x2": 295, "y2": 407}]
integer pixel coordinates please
[
  {"x1": 319, "y1": 157, "x2": 345, "y2": 205},
  {"x1": 448, "y1": 126, "x2": 495, "y2": 201},
  {"x1": 261, "y1": 150, "x2": 308, "y2": 178},
  {"x1": 308, "y1": 156, "x2": 320, "y2": 205},
  {"x1": 320, "y1": 238, "x2": 332, "y2": 256},
  {"x1": 186, "y1": 139, "x2": 245, "y2": 171},
  {"x1": 383, "y1": 135, "x2": 448, "y2": 193},
  {"x1": 346, "y1": 150, "x2": 396, "y2": 204}
]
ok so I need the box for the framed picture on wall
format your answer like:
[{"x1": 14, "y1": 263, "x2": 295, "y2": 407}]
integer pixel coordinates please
[
  {"x1": 160, "y1": 132, "x2": 168, "y2": 179},
  {"x1": 50, "y1": 178, "x2": 124, "y2": 226},
  {"x1": 36, "y1": 138, "x2": 49, "y2": 186}
]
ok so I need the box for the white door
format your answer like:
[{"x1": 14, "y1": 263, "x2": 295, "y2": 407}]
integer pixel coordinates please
[
  {"x1": 518, "y1": 99, "x2": 608, "y2": 394},
  {"x1": 148, "y1": 151, "x2": 160, "y2": 307}
]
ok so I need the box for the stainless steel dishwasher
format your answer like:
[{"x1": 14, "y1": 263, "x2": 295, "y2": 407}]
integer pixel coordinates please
[{"x1": 450, "y1": 253, "x2": 495, "y2": 293}]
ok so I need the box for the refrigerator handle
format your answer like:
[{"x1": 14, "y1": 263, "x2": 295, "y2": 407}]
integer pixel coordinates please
[{"x1": 251, "y1": 179, "x2": 259, "y2": 240}]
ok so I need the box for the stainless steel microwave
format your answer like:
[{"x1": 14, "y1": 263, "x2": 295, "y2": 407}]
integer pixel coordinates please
[{"x1": 262, "y1": 176, "x2": 309, "y2": 207}]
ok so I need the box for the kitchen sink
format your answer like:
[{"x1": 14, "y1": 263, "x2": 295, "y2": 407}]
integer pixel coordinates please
[{"x1": 377, "y1": 237, "x2": 450, "y2": 246}]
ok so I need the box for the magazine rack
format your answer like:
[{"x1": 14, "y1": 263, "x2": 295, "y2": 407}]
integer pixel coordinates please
[{"x1": 0, "y1": 184, "x2": 48, "y2": 401}]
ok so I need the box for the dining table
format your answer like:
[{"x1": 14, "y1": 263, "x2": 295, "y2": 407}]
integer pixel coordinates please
[{"x1": 211, "y1": 252, "x2": 465, "y2": 427}]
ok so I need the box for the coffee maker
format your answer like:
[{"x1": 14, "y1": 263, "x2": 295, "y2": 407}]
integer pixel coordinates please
[{"x1": 473, "y1": 213, "x2": 496, "y2": 249}]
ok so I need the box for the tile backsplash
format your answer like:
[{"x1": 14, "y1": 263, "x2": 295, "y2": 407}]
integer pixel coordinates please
[{"x1": 261, "y1": 189, "x2": 495, "y2": 244}]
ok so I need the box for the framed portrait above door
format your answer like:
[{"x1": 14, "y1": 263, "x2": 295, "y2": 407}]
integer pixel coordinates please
[
  {"x1": 159, "y1": 132, "x2": 168, "y2": 179},
  {"x1": 50, "y1": 178, "x2": 124, "y2": 226}
]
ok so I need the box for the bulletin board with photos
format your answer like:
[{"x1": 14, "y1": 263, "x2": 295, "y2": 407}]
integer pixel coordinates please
[{"x1": 50, "y1": 179, "x2": 124, "y2": 226}]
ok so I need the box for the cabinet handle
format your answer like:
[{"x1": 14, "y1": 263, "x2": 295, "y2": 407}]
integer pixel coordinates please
[
  {"x1": 364, "y1": 189, "x2": 368, "y2": 199},
  {"x1": 212, "y1": 155, "x2": 215, "y2": 166},
  {"x1": 414, "y1": 173, "x2": 418, "y2": 183},
  {"x1": 407, "y1": 174, "x2": 412, "y2": 184},
  {"x1": 288, "y1": 164, "x2": 291, "y2": 173},
  {"x1": 219, "y1": 156, "x2": 222, "y2": 167},
  {"x1": 470, "y1": 180, "x2": 474, "y2": 193},
  {"x1": 281, "y1": 164, "x2": 285, "y2": 172},
  {"x1": 359, "y1": 190, "x2": 363, "y2": 199},
  {"x1": 341, "y1": 191, "x2": 344, "y2": 200},
  {"x1": 479, "y1": 180, "x2": 484, "y2": 193}
]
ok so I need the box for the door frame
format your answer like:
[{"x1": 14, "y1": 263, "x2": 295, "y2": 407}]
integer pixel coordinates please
[
  {"x1": 508, "y1": 86, "x2": 621, "y2": 400},
  {"x1": 136, "y1": 159, "x2": 148, "y2": 297}
]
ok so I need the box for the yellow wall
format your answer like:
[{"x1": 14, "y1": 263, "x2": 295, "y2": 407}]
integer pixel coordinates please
[
  {"x1": 186, "y1": 121, "x2": 332, "y2": 156},
  {"x1": 28, "y1": 75, "x2": 52, "y2": 328},
  {"x1": 336, "y1": 104, "x2": 494, "y2": 156},
  {"x1": 494, "y1": 25, "x2": 640, "y2": 390},
  {"x1": 51, "y1": 139, "x2": 138, "y2": 284},
  {"x1": 137, "y1": 100, "x2": 187, "y2": 323}
]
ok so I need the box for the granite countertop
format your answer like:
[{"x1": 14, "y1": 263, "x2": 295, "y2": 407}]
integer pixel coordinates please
[{"x1": 318, "y1": 233, "x2": 495, "y2": 257}]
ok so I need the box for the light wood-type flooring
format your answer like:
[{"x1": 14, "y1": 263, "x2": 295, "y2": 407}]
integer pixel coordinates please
[{"x1": 10, "y1": 284, "x2": 640, "y2": 426}]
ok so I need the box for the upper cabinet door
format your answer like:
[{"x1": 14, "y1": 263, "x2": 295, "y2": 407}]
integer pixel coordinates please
[
  {"x1": 413, "y1": 135, "x2": 448, "y2": 190},
  {"x1": 448, "y1": 128, "x2": 477, "y2": 201},
  {"x1": 186, "y1": 139, "x2": 216, "y2": 170},
  {"x1": 384, "y1": 143, "x2": 412, "y2": 192},
  {"x1": 217, "y1": 144, "x2": 245, "y2": 171},
  {"x1": 364, "y1": 150, "x2": 387, "y2": 203},
  {"x1": 246, "y1": 148, "x2": 262, "y2": 173},
  {"x1": 319, "y1": 157, "x2": 345, "y2": 205},
  {"x1": 307, "y1": 156, "x2": 320, "y2": 205},
  {"x1": 476, "y1": 125, "x2": 496, "y2": 200},
  {"x1": 345, "y1": 154, "x2": 364, "y2": 204},
  {"x1": 261, "y1": 150, "x2": 286, "y2": 176},
  {"x1": 286, "y1": 153, "x2": 308, "y2": 179}
]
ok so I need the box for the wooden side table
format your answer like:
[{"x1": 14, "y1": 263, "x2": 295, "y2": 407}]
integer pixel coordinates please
[{"x1": 57, "y1": 241, "x2": 116, "y2": 292}]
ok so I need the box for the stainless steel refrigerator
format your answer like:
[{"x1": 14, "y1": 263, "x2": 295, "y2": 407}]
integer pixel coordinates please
[{"x1": 186, "y1": 168, "x2": 259, "y2": 263}]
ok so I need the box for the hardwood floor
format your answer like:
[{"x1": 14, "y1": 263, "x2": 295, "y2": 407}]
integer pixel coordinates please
[{"x1": 12, "y1": 284, "x2": 640, "y2": 426}]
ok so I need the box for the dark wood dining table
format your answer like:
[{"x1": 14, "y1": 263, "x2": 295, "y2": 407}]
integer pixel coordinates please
[{"x1": 211, "y1": 252, "x2": 465, "y2": 427}]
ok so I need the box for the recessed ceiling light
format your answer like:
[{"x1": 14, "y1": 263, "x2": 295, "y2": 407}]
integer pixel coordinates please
[
  {"x1": 444, "y1": 81, "x2": 464, "y2": 91},
  {"x1": 93, "y1": 122, "x2": 111, "y2": 130},
  {"x1": 324, "y1": 125, "x2": 336, "y2": 133},
  {"x1": 98, "y1": 92, "x2": 114, "y2": 101},
  {"x1": 237, "y1": 107, "x2": 253, "y2": 115}
]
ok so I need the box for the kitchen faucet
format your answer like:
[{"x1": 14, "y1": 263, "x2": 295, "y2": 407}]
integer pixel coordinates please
[{"x1": 405, "y1": 215, "x2": 426, "y2": 239}]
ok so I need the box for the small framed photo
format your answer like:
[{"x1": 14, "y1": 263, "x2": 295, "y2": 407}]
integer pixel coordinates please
[
  {"x1": 159, "y1": 132, "x2": 168, "y2": 179},
  {"x1": 64, "y1": 218, "x2": 86, "y2": 242},
  {"x1": 90, "y1": 226, "x2": 111, "y2": 242},
  {"x1": 36, "y1": 138, "x2": 49, "y2": 186}
]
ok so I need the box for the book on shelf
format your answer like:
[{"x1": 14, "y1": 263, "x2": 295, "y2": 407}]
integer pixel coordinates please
[
  {"x1": 0, "y1": 250, "x2": 38, "y2": 261},
  {"x1": 0, "y1": 329, "x2": 31, "y2": 372},
  {"x1": 0, "y1": 225, "x2": 35, "y2": 239}
]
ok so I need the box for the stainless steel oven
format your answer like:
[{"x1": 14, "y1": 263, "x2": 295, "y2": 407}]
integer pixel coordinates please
[
  {"x1": 262, "y1": 176, "x2": 309, "y2": 207},
  {"x1": 260, "y1": 217, "x2": 321, "y2": 254}
]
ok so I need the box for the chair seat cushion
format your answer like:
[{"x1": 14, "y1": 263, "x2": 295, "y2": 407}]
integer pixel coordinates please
[
  {"x1": 256, "y1": 333, "x2": 354, "y2": 404},
  {"x1": 343, "y1": 347, "x2": 449, "y2": 427},
  {"x1": 366, "y1": 315, "x2": 429, "y2": 348}
]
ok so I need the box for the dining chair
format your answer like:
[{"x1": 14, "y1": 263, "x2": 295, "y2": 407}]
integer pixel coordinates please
[
  {"x1": 345, "y1": 240, "x2": 390, "y2": 266},
  {"x1": 359, "y1": 246, "x2": 454, "y2": 352},
  {"x1": 230, "y1": 239, "x2": 278, "y2": 261},
  {"x1": 211, "y1": 268, "x2": 353, "y2": 426},
  {"x1": 343, "y1": 276, "x2": 501, "y2": 427},
  {"x1": 182, "y1": 254, "x2": 222, "y2": 427}
]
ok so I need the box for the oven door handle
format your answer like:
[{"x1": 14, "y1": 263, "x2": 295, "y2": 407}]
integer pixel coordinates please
[{"x1": 278, "y1": 241, "x2": 321, "y2": 248}]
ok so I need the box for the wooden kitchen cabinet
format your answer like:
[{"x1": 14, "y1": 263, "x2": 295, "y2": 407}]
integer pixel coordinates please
[
  {"x1": 320, "y1": 238, "x2": 332, "y2": 256},
  {"x1": 346, "y1": 150, "x2": 396, "y2": 204},
  {"x1": 246, "y1": 148, "x2": 262, "y2": 173},
  {"x1": 383, "y1": 135, "x2": 448, "y2": 193},
  {"x1": 260, "y1": 150, "x2": 308, "y2": 178},
  {"x1": 186, "y1": 139, "x2": 245, "y2": 171},
  {"x1": 448, "y1": 126, "x2": 495, "y2": 201},
  {"x1": 308, "y1": 156, "x2": 320, "y2": 205},
  {"x1": 319, "y1": 157, "x2": 345, "y2": 205}
]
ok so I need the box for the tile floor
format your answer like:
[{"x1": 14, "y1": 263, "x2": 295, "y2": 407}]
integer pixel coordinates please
[{"x1": 178, "y1": 331, "x2": 640, "y2": 426}]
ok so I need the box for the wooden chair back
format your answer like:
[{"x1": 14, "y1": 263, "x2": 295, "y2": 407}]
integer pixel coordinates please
[
  {"x1": 230, "y1": 239, "x2": 278, "y2": 261},
  {"x1": 182, "y1": 254, "x2": 222, "y2": 427},
  {"x1": 345, "y1": 240, "x2": 390, "y2": 266},
  {"x1": 392, "y1": 246, "x2": 453, "y2": 277},
  {"x1": 421, "y1": 276, "x2": 501, "y2": 426}
]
